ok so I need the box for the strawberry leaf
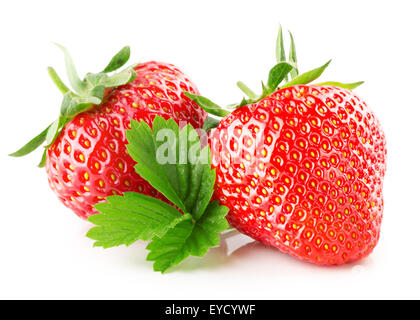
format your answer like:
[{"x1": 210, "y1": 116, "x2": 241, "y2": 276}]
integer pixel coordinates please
[
  {"x1": 44, "y1": 118, "x2": 61, "y2": 146},
  {"x1": 54, "y1": 43, "x2": 85, "y2": 94},
  {"x1": 184, "y1": 92, "x2": 230, "y2": 117},
  {"x1": 146, "y1": 201, "x2": 229, "y2": 273},
  {"x1": 237, "y1": 81, "x2": 258, "y2": 100},
  {"x1": 281, "y1": 60, "x2": 331, "y2": 88},
  {"x1": 103, "y1": 69, "x2": 137, "y2": 88},
  {"x1": 276, "y1": 25, "x2": 289, "y2": 82},
  {"x1": 87, "y1": 116, "x2": 229, "y2": 272},
  {"x1": 202, "y1": 117, "x2": 220, "y2": 132},
  {"x1": 146, "y1": 220, "x2": 194, "y2": 273},
  {"x1": 185, "y1": 201, "x2": 229, "y2": 256},
  {"x1": 87, "y1": 192, "x2": 190, "y2": 248},
  {"x1": 315, "y1": 81, "x2": 364, "y2": 90},
  {"x1": 266, "y1": 61, "x2": 295, "y2": 93},
  {"x1": 103, "y1": 46, "x2": 131, "y2": 73},
  {"x1": 47, "y1": 67, "x2": 71, "y2": 94},
  {"x1": 9, "y1": 124, "x2": 52, "y2": 157},
  {"x1": 288, "y1": 31, "x2": 299, "y2": 78},
  {"x1": 38, "y1": 149, "x2": 47, "y2": 168},
  {"x1": 126, "y1": 117, "x2": 215, "y2": 220},
  {"x1": 276, "y1": 25, "x2": 287, "y2": 64}
]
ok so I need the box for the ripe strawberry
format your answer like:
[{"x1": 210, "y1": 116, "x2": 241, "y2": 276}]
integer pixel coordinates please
[
  {"x1": 210, "y1": 85, "x2": 386, "y2": 264},
  {"x1": 11, "y1": 46, "x2": 207, "y2": 219},
  {"x1": 188, "y1": 27, "x2": 387, "y2": 265}
]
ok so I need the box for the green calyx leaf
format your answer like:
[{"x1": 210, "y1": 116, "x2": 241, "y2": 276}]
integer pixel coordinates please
[
  {"x1": 234, "y1": 61, "x2": 295, "y2": 107},
  {"x1": 47, "y1": 67, "x2": 70, "y2": 94},
  {"x1": 202, "y1": 116, "x2": 221, "y2": 132},
  {"x1": 237, "y1": 81, "x2": 258, "y2": 100},
  {"x1": 288, "y1": 31, "x2": 299, "y2": 79},
  {"x1": 44, "y1": 118, "x2": 61, "y2": 146},
  {"x1": 87, "y1": 116, "x2": 229, "y2": 273},
  {"x1": 54, "y1": 43, "x2": 85, "y2": 93},
  {"x1": 184, "y1": 26, "x2": 362, "y2": 119},
  {"x1": 10, "y1": 44, "x2": 137, "y2": 165},
  {"x1": 281, "y1": 60, "x2": 331, "y2": 88},
  {"x1": 38, "y1": 149, "x2": 47, "y2": 168},
  {"x1": 103, "y1": 46, "x2": 131, "y2": 73},
  {"x1": 266, "y1": 61, "x2": 296, "y2": 94},
  {"x1": 8, "y1": 124, "x2": 52, "y2": 157},
  {"x1": 314, "y1": 81, "x2": 364, "y2": 90},
  {"x1": 102, "y1": 68, "x2": 137, "y2": 88},
  {"x1": 234, "y1": 26, "x2": 300, "y2": 106},
  {"x1": 276, "y1": 25, "x2": 287, "y2": 65},
  {"x1": 184, "y1": 92, "x2": 230, "y2": 117}
]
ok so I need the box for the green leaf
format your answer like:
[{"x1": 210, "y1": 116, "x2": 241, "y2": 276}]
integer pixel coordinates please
[
  {"x1": 238, "y1": 97, "x2": 249, "y2": 107},
  {"x1": 38, "y1": 149, "x2": 47, "y2": 168},
  {"x1": 103, "y1": 46, "x2": 131, "y2": 73},
  {"x1": 44, "y1": 118, "x2": 60, "y2": 147},
  {"x1": 61, "y1": 96, "x2": 100, "y2": 118},
  {"x1": 89, "y1": 85, "x2": 106, "y2": 100},
  {"x1": 146, "y1": 201, "x2": 229, "y2": 273},
  {"x1": 281, "y1": 60, "x2": 331, "y2": 88},
  {"x1": 184, "y1": 92, "x2": 230, "y2": 117},
  {"x1": 85, "y1": 72, "x2": 107, "y2": 87},
  {"x1": 288, "y1": 31, "x2": 299, "y2": 78},
  {"x1": 126, "y1": 119, "x2": 186, "y2": 212},
  {"x1": 276, "y1": 25, "x2": 287, "y2": 63},
  {"x1": 44, "y1": 116, "x2": 68, "y2": 148},
  {"x1": 59, "y1": 92, "x2": 74, "y2": 117},
  {"x1": 126, "y1": 117, "x2": 215, "y2": 220},
  {"x1": 202, "y1": 117, "x2": 220, "y2": 132},
  {"x1": 261, "y1": 81, "x2": 270, "y2": 97},
  {"x1": 47, "y1": 67, "x2": 71, "y2": 94},
  {"x1": 314, "y1": 81, "x2": 364, "y2": 90},
  {"x1": 9, "y1": 124, "x2": 52, "y2": 157},
  {"x1": 86, "y1": 116, "x2": 229, "y2": 272},
  {"x1": 54, "y1": 43, "x2": 85, "y2": 94},
  {"x1": 237, "y1": 81, "x2": 258, "y2": 100},
  {"x1": 266, "y1": 61, "x2": 295, "y2": 93},
  {"x1": 186, "y1": 201, "x2": 229, "y2": 257},
  {"x1": 103, "y1": 69, "x2": 137, "y2": 88},
  {"x1": 146, "y1": 220, "x2": 194, "y2": 273},
  {"x1": 87, "y1": 192, "x2": 190, "y2": 248}
]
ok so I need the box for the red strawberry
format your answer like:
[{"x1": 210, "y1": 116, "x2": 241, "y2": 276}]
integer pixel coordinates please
[
  {"x1": 210, "y1": 85, "x2": 386, "y2": 264},
  {"x1": 11, "y1": 46, "x2": 207, "y2": 219},
  {"x1": 188, "y1": 27, "x2": 387, "y2": 265}
]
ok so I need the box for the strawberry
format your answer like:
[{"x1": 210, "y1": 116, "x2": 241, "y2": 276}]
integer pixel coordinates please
[
  {"x1": 10, "y1": 46, "x2": 207, "y2": 219},
  {"x1": 187, "y1": 26, "x2": 387, "y2": 265}
]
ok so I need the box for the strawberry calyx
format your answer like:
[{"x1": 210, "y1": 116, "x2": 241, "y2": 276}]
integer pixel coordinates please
[
  {"x1": 185, "y1": 25, "x2": 364, "y2": 126},
  {"x1": 9, "y1": 45, "x2": 137, "y2": 167}
]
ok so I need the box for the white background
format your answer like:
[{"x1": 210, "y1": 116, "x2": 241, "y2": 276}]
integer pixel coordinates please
[{"x1": 1, "y1": 0, "x2": 419, "y2": 299}]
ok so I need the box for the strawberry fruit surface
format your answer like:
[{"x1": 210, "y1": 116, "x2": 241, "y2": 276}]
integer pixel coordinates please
[{"x1": 210, "y1": 85, "x2": 386, "y2": 264}]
